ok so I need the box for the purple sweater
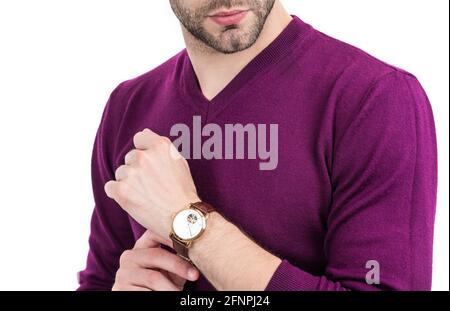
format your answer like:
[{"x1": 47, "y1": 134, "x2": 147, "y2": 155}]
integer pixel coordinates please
[{"x1": 78, "y1": 16, "x2": 437, "y2": 291}]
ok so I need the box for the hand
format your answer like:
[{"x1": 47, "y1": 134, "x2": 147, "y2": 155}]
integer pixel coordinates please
[
  {"x1": 105, "y1": 128, "x2": 200, "y2": 239},
  {"x1": 112, "y1": 230, "x2": 200, "y2": 291}
]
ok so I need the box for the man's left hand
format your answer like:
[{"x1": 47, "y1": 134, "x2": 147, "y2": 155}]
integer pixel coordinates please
[{"x1": 105, "y1": 128, "x2": 200, "y2": 239}]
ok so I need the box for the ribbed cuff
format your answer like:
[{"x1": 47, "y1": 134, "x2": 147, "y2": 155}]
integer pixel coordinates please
[{"x1": 264, "y1": 259, "x2": 319, "y2": 291}]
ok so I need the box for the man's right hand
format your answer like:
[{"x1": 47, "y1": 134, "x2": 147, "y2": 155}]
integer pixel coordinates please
[{"x1": 112, "y1": 230, "x2": 200, "y2": 291}]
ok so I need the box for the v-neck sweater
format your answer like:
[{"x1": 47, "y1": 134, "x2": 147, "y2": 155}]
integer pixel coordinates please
[{"x1": 78, "y1": 16, "x2": 437, "y2": 291}]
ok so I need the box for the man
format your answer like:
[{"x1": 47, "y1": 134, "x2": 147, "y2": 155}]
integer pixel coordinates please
[{"x1": 78, "y1": 0, "x2": 437, "y2": 291}]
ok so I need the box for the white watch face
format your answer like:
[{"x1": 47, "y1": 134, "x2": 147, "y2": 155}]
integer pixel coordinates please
[{"x1": 172, "y1": 209, "x2": 205, "y2": 240}]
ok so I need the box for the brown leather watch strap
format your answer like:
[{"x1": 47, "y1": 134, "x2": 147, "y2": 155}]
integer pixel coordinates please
[
  {"x1": 170, "y1": 234, "x2": 191, "y2": 262},
  {"x1": 190, "y1": 201, "x2": 216, "y2": 215}
]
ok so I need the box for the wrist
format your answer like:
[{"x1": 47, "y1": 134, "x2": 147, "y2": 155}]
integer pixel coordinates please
[{"x1": 188, "y1": 211, "x2": 232, "y2": 264}]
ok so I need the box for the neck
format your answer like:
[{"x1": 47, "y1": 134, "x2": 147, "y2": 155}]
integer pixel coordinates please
[{"x1": 182, "y1": 0, "x2": 292, "y2": 101}]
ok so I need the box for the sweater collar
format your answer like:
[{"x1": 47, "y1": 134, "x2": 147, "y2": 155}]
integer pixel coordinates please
[{"x1": 180, "y1": 15, "x2": 313, "y2": 117}]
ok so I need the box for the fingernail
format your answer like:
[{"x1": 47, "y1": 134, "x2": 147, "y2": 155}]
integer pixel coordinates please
[{"x1": 188, "y1": 268, "x2": 197, "y2": 280}]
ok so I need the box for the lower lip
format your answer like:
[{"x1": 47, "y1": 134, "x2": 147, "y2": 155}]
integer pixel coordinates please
[{"x1": 209, "y1": 11, "x2": 248, "y2": 26}]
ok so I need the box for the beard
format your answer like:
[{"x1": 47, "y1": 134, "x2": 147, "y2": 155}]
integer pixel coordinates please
[{"x1": 169, "y1": 0, "x2": 276, "y2": 54}]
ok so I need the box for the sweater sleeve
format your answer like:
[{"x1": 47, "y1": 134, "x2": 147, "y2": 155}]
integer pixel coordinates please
[
  {"x1": 77, "y1": 86, "x2": 136, "y2": 290},
  {"x1": 265, "y1": 71, "x2": 438, "y2": 291}
]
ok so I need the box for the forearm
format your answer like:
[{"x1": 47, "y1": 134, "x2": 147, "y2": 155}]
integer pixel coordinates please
[{"x1": 188, "y1": 212, "x2": 282, "y2": 291}]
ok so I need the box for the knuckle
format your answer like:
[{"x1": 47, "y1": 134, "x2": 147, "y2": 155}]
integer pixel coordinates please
[
  {"x1": 116, "y1": 183, "x2": 130, "y2": 199},
  {"x1": 146, "y1": 247, "x2": 163, "y2": 269},
  {"x1": 143, "y1": 230, "x2": 154, "y2": 242},
  {"x1": 104, "y1": 181, "x2": 113, "y2": 195},
  {"x1": 140, "y1": 248, "x2": 157, "y2": 264},
  {"x1": 127, "y1": 149, "x2": 137, "y2": 162},
  {"x1": 114, "y1": 165, "x2": 124, "y2": 179},
  {"x1": 119, "y1": 250, "x2": 132, "y2": 265},
  {"x1": 146, "y1": 270, "x2": 162, "y2": 285},
  {"x1": 134, "y1": 149, "x2": 147, "y2": 165},
  {"x1": 125, "y1": 166, "x2": 136, "y2": 178},
  {"x1": 181, "y1": 158, "x2": 189, "y2": 166},
  {"x1": 155, "y1": 137, "x2": 168, "y2": 151},
  {"x1": 133, "y1": 131, "x2": 142, "y2": 143}
]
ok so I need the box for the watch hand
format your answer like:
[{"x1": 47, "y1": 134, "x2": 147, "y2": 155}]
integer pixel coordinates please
[{"x1": 188, "y1": 223, "x2": 192, "y2": 237}]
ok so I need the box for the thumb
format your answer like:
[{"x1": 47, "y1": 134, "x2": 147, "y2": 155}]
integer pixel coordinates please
[{"x1": 134, "y1": 230, "x2": 174, "y2": 249}]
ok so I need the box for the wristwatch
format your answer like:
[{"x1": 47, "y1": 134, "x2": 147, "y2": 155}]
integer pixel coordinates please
[{"x1": 169, "y1": 201, "x2": 216, "y2": 262}]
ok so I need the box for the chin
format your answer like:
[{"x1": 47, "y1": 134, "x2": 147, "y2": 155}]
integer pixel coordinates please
[{"x1": 221, "y1": 31, "x2": 254, "y2": 51}]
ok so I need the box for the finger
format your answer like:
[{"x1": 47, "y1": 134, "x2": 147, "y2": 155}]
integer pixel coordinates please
[
  {"x1": 104, "y1": 180, "x2": 120, "y2": 200},
  {"x1": 132, "y1": 248, "x2": 199, "y2": 281},
  {"x1": 112, "y1": 284, "x2": 151, "y2": 291},
  {"x1": 132, "y1": 268, "x2": 181, "y2": 291},
  {"x1": 124, "y1": 149, "x2": 137, "y2": 165},
  {"x1": 169, "y1": 142, "x2": 187, "y2": 161},
  {"x1": 133, "y1": 128, "x2": 159, "y2": 150},
  {"x1": 134, "y1": 230, "x2": 160, "y2": 249},
  {"x1": 114, "y1": 164, "x2": 132, "y2": 181},
  {"x1": 104, "y1": 180, "x2": 130, "y2": 208},
  {"x1": 166, "y1": 271, "x2": 189, "y2": 289},
  {"x1": 149, "y1": 232, "x2": 174, "y2": 249},
  {"x1": 134, "y1": 230, "x2": 173, "y2": 250},
  {"x1": 162, "y1": 136, "x2": 172, "y2": 144}
]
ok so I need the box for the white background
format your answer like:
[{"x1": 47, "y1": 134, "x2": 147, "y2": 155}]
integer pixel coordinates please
[{"x1": 0, "y1": 0, "x2": 448, "y2": 291}]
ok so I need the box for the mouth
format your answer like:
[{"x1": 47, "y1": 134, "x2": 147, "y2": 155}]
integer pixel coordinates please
[{"x1": 208, "y1": 9, "x2": 250, "y2": 26}]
